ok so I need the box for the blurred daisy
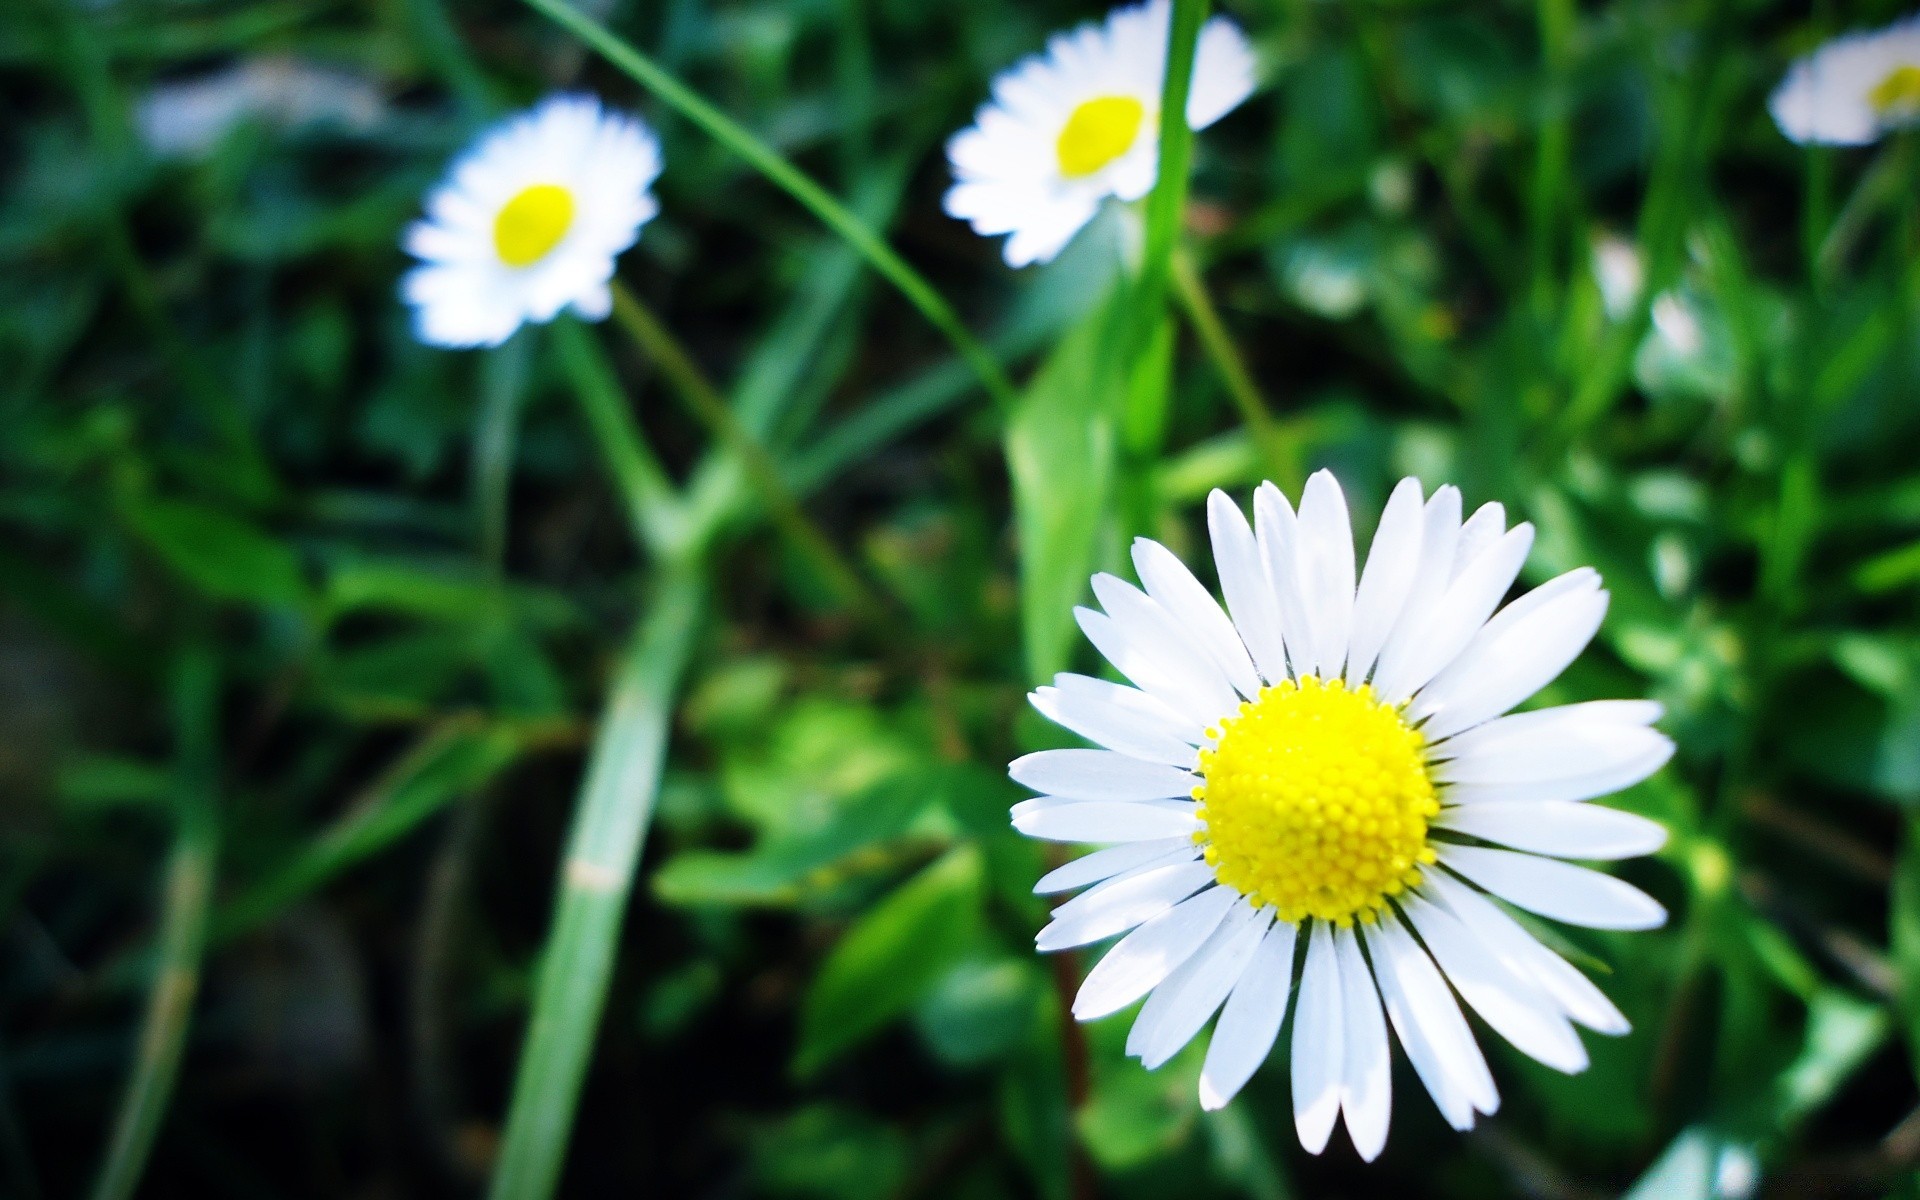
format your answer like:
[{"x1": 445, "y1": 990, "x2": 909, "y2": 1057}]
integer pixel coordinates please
[
  {"x1": 1771, "y1": 16, "x2": 1920, "y2": 145},
  {"x1": 403, "y1": 95, "x2": 661, "y2": 348},
  {"x1": 1010, "y1": 473, "x2": 1671, "y2": 1160},
  {"x1": 944, "y1": 0, "x2": 1257, "y2": 268}
]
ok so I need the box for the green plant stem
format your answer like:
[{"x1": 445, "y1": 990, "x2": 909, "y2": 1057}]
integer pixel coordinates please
[
  {"x1": 475, "y1": 330, "x2": 535, "y2": 571},
  {"x1": 1132, "y1": 0, "x2": 1208, "y2": 346},
  {"x1": 89, "y1": 657, "x2": 222, "y2": 1200},
  {"x1": 1170, "y1": 252, "x2": 1297, "y2": 487},
  {"x1": 519, "y1": 0, "x2": 1018, "y2": 414},
  {"x1": 551, "y1": 318, "x2": 686, "y2": 554},
  {"x1": 608, "y1": 283, "x2": 887, "y2": 621},
  {"x1": 486, "y1": 564, "x2": 704, "y2": 1200}
]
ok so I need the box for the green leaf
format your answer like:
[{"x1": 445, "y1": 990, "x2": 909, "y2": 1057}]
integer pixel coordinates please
[
  {"x1": 912, "y1": 957, "x2": 1044, "y2": 1068},
  {"x1": 127, "y1": 497, "x2": 308, "y2": 607},
  {"x1": 793, "y1": 845, "x2": 985, "y2": 1077},
  {"x1": 1006, "y1": 298, "x2": 1120, "y2": 684}
]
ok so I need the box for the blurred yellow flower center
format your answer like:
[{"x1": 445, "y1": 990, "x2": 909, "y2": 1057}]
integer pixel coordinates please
[
  {"x1": 1195, "y1": 676, "x2": 1438, "y2": 926},
  {"x1": 493, "y1": 184, "x2": 575, "y2": 267},
  {"x1": 1056, "y1": 95, "x2": 1146, "y2": 177},
  {"x1": 1870, "y1": 64, "x2": 1920, "y2": 114}
]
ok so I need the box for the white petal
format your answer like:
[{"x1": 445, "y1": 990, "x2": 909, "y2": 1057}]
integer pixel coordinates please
[
  {"x1": 1091, "y1": 574, "x2": 1242, "y2": 718},
  {"x1": 1425, "y1": 873, "x2": 1629, "y2": 1035},
  {"x1": 1009, "y1": 749, "x2": 1199, "y2": 801},
  {"x1": 1255, "y1": 483, "x2": 1319, "y2": 679},
  {"x1": 1439, "y1": 846, "x2": 1667, "y2": 931},
  {"x1": 1030, "y1": 682, "x2": 1199, "y2": 768},
  {"x1": 1364, "y1": 917, "x2": 1497, "y2": 1129},
  {"x1": 1429, "y1": 699, "x2": 1664, "y2": 764},
  {"x1": 1037, "y1": 860, "x2": 1216, "y2": 951},
  {"x1": 1295, "y1": 471, "x2": 1357, "y2": 679},
  {"x1": 1130, "y1": 902, "x2": 1271, "y2": 1068},
  {"x1": 1132, "y1": 538, "x2": 1262, "y2": 699},
  {"x1": 1451, "y1": 502, "x2": 1507, "y2": 578},
  {"x1": 1013, "y1": 800, "x2": 1201, "y2": 843},
  {"x1": 1434, "y1": 719, "x2": 1669, "y2": 788},
  {"x1": 1053, "y1": 672, "x2": 1206, "y2": 743},
  {"x1": 1334, "y1": 927, "x2": 1391, "y2": 1162},
  {"x1": 1436, "y1": 801, "x2": 1669, "y2": 860},
  {"x1": 1399, "y1": 894, "x2": 1589, "y2": 1073},
  {"x1": 1033, "y1": 838, "x2": 1196, "y2": 895},
  {"x1": 1076, "y1": 607, "x2": 1228, "y2": 726},
  {"x1": 1208, "y1": 489, "x2": 1289, "y2": 684},
  {"x1": 1290, "y1": 923, "x2": 1345, "y2": 1154},
  {"x1": 1073, "y1": 885, "x2": 1240, "y2": 1019},
  {"x1": 1441, "y1": 737, "x2": 1675, "y2": 806},
  {"x1": 1345, "y1": 477, "x2": 1426, "y2": 686},
  {"x1": 1373, "y1": 524, "x2": 1534, "y2": 705},
  {"x1": 1370, "y1": 486, "x2": 1462, "y2": 687},
  {"x1": 1412, "y1": 586, "x2": 1610, "y2": 741},
  {"x1": 1198, "y1": 920, "x2": 1298, "y2": 1110}
]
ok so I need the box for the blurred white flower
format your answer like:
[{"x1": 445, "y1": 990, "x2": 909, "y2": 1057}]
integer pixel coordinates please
[
  {"x1": 1770, "y1": 16, "x2": 1920, "y2": 145},
  {"x1": 402, "y1": 95, "x2": 661, "y2": 349},
  {"x1": 943, "y1": 0, "x2": 1257, "y2": 268},
  {"x1": 1010, "y1": 473, "x2": 1671, "y2": 1160},
  {"x1": 1590, "y1": 233, "x2": 1644, "y2": 321},
  {"x1": 1651, "y1": 292, "x2": 1704, "y2": 358},
  {"x1": 138, "y1": 57, "x2": 385, "y2": 159}
]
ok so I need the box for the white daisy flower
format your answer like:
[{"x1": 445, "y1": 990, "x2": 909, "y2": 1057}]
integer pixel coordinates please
[
  {"x1": 403, "y1": 95, "x2": 662, "y2": 348},
  {"x1": 944, "y1": 0, "x2": 1257, "y2": 268},
  {"x1": 1771, "y1": 16, "x2": 1920, "y2": 146},
  {"x1": 1010, "y1": 472, "x2": 1672, "y2": 1161}
]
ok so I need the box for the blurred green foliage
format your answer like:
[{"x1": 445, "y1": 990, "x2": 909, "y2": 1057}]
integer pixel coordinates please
[{"x1": 4, "y1": 0, "x2": 1920, "y2": 1196}]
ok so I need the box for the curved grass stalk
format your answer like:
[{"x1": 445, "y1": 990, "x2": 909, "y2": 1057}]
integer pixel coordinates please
[
  {"x1": 518, "y1": 0, "x2": 1018, "y2": 414},
  {"x1": 486, "y1": 564, "x2": 704, "y2": 1200},
  {"x1": 1131, "y1": 0, "x2": 1208, "y2": 345}
]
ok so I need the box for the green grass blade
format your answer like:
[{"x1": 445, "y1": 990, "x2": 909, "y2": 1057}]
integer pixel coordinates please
[
  {"x1": 1131, "y1": 0, "x2": 1207, "y2": 347},
  {"x1": 486, "y1": 566, "x2": 705, "y2": 1200}
]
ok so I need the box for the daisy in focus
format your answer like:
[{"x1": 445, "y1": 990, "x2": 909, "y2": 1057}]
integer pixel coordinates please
[
  {"x1": 1771, "y1": 15, "x2": 1920, "y2": 145},
  {"x1": 944, "y1": 0, "x2": 1257, "y2": 268},
  {"x1": 1009, "y1": 473, "x2": 1671, "y2": 1160},
  {"x1": 403, "y1": 95, "x2": 662, "y2": 348}
]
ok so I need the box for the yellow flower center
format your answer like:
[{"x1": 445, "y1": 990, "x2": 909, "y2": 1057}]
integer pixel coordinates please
[
  {"x1": 1870, "y1": 64, "x2": 1920, "y2": 115},
  {"x1": 493, "y1": 183, "x2": 576, "y2": 268},
  {"x1": 1195, "y1": 676, "x2": 1438, "y2": 926},
  {"x1": 1056, "y1": 95, "x2": 1147, "y2": 178}
]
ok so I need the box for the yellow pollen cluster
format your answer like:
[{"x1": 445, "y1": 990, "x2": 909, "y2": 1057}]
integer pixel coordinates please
[
  {"x1": 1055, "y1": 95, "x2": 1146, "y2": 178},
  {"x1": 1194, "y1": 675, "x2": 1438, "y2": 926},
  {"x1": 493, "y1": 183, "x2": 576, "y2": 268},
  {"x1": 1870, "y1": 64, "x2": 1920, "y2": 114}
]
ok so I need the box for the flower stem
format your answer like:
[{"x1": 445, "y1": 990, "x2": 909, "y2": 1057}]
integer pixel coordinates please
[
  {"x1": 551, "y1": 318, "x2": 688, "y2": 554},
  {"x1": 608, "y1": 282, "x2": 888, "y2": 621},
  {"x1": 1132, "y1": 0, "x2": 1208, "y2": 345},
  {"x1": 518, "y1": 0, "x2": 1019, "y2": 414},
  {"x1": 486, "y1": 563, "x2": 705, "y2": 1200}
]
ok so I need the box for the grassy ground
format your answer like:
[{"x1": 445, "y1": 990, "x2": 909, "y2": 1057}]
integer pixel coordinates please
[{"x1": 4, "y1": 0, "x2": 1920, "y2": 1196}]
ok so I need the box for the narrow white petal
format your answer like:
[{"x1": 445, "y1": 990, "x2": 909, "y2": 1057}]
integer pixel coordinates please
[
  {"x1": 1400, "y1": 894, "x2": 1589, "y2": 1073},
  {"x1": 1013, "y1": 800, "x2": 1201, "y2": 843},
  {"x1": 1076, "y1": 607, "x2": 1228, "y2": 725},
  {"x1": 1295, "y1": 471, "x2": 1357, "y2": 679},
  {"x1": 1199, "y1": 920, "x2": 1298, "y2": 1110},
  {"x1": 1255, "y1": 483, "x2": 1320, "y2": 679},
  {"x1": 1052, "y1": 672, "x2": 1205, "y2": 743},
  {"x1": 1436, "y1": 801, "x2": 1669, "y2": 860},
  {"x1": 1364, "y1": 917, "x2": 1498, "y2": 1128},
  {"x1": 1425, "y1": 873, "x2": 1630, "y2": 1035},
  {"x1": 1439, "y1": 846, "x2": 1667, "y2": 931},
  {"x1": 1429, "y1": 700, "x2": 1664, "y2": 763},
  {"x1": 1291, "y1": 923, "x2": 1345, "y2": 1154},
  {"x1": 1033, "y1": 839, "x2": 1197, "y2": 895},
  {"x1": 1370, "y1": 486, "x2": 1462, "y2": 686},
  {"x1": 1412, "y1": 587, "x2": 1611, "y2": 741},
  {"x1": 1373, "y1": 525, "x2": 1534, "y2": 704},
  {"x1": 1131, "y1": 902, "x2": 1271, "y2": 1068},
  {"x1": 1009, "y1": 749, "x2": 1199, "y2": 801},
  {"x1": 1334, "y1": 927, "x2": 1392, "y2": 1162},
  {"x1": 1452, "y1": 502, "x2": 1507, "y2": 579},
  {"x1": 1073, "y1": 885, "x2": 1240, "y2": 1019},
  {"x1": 1133, "y1": 538, "x2": 1263, "y2": 699},
  {"x1": 1442, "y1": 737, "x2": 1675, "y2": 806},
  {"x1": 1030, "y1": 684, "x2": 1199, "y2": 768},
  {"x1": 1090, "y1": 576, "x2": 1243, "y2": 720},
  {"x1": 1208, "y1": 489, "x2": 1289, "y2": 684},
  {"x1": 1345, "y1": 477, "x2": 1426, "y2": 686},
  {"x1": 1433, "y1": 721, "x2": 1670, "y2": 786},
  {"x1": 1408, "y1": 569, "x2": 1600, "y2": 729},
  {"x1": 1036, "y1": 860, "x2": 1215, "y2": 951}
]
